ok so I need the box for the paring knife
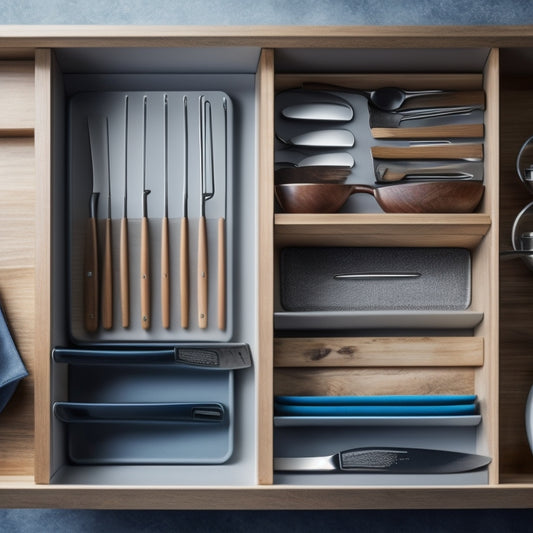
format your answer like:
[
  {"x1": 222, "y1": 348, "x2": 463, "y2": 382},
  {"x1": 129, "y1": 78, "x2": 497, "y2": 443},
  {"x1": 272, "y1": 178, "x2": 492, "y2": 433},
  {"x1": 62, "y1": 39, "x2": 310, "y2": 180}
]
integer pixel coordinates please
[
  {"x1": 53, "y1": 401, "x2": 225, "y2": 423},
  {"x1": 371, "y1": 144, "x2": 483, "y2": 161},
  {"x1": 84, "y1": 119, "x2": 100, "y2": 333},
  {"x1": 274, "y1": 447, "x2": 491, "y2": 474},
  {"x1": 52, "y1": 343, "x2": 252, "y2": 370}
]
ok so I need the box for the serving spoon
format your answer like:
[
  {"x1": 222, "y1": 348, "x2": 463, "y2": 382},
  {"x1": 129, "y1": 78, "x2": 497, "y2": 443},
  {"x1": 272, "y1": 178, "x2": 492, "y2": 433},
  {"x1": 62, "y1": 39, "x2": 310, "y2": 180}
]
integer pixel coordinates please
[{"x1": 300, "y1": 83, "x2": 484, "y2": 112}]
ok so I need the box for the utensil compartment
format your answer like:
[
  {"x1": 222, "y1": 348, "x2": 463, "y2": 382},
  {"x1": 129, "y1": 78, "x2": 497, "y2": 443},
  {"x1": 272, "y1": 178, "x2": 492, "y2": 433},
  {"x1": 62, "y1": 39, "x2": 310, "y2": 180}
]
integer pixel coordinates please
[
  {"x1": 273, "y1": 72, "x2": 486, "y2": 215},
  {"x1": 53, "y1": 360, "x2": 234, "y2": 465},
  {"x1": 273, "y1": 346, "x2": 487, "y2": 486},
  {"x1": 68, "y1": 91, "x2": 234, "y2": 342}
]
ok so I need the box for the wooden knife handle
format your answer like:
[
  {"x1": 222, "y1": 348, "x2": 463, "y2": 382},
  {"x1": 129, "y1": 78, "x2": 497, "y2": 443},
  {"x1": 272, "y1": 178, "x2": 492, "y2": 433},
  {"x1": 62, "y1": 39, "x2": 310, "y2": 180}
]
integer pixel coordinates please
[
  {"x1": 120, "y1": 217, "x2": 129, "y2": 328},
  {"x1": 180, "y1": 216, "x2": 189, "y2": 329},
  {"x1": 161, "y1": 216, "x2": 170, "y2": 329},
  {"x1": 83, "y1": 216, "x2": 99, "y2": 333},
  {"x1": 371, "y1": 123, "x2": 484, "y2": 140},
  {"x1": 197, "y1": 215, "x2": 208, "y2": 329},
  {"x1": 217, "y1": 217, "x2": 226, "y2": 331},
  {"x1": 371, "y1": 143, "x2": 483, "y2": 160},
  {"x1": 401, "y1": 90, "x2": 485, "y2": 110},
  {"x1": 140, "y1": 216, "x2": 150, "y2": 330},
  {"x1": 101, "y1": 217, "x2": 113, "y2": 330}
]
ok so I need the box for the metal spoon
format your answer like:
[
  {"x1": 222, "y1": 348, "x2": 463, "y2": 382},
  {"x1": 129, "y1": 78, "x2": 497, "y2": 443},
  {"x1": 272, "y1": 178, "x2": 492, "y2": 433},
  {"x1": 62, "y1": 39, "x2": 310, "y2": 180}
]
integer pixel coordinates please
[{"x1": 301, "y1": 83, "x2": 445, "y2": 112}]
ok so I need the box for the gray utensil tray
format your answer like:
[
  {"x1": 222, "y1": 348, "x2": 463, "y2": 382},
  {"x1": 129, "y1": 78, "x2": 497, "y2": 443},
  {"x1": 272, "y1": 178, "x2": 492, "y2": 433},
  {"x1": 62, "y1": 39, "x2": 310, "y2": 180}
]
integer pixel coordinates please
[
  {"x1": 62, "y1": 364, "x2": 233, "y2": 465},
  {"x1": 68, "y1": 91, "x2": 233, "y2": 343},
  {"x1": 279, "y1": 247, "x2": 471, "y2": 311}
]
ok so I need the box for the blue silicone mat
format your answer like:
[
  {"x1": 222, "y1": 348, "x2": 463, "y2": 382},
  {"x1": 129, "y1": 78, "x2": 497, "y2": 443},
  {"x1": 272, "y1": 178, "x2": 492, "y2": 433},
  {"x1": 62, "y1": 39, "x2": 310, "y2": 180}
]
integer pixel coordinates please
[
  {"x1": 273, "y1": 403, "x2": 478, "y2": 417},
  {"x1": 274, "y1": 395, "x2": 477, "y2": 406}
]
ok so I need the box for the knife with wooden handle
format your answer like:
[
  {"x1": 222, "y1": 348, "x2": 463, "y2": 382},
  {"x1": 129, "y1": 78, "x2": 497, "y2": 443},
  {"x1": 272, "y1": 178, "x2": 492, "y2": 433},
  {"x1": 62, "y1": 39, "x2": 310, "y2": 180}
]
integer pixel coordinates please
[
  {"x1": 140, "y1": 96, "x2": 151, "y2": 330},
  {"x1": 83, "y1": 197, "x2": 99, "y2": 333},
  {"x1": 120, "y1": 95, "x2": 130, "y2": 328},
  {"x1": 101, "y1": 118, "x2": 113, "y2": 330},
  {"x1": 218, "y1": 97, "x2": 228, "y2": 331},
  {"x1": 85, "y1": 119, "x2": 100, "y2": 333},
  {"x1": 161, "y1": 94, "x2": 170, "y2": 329}
]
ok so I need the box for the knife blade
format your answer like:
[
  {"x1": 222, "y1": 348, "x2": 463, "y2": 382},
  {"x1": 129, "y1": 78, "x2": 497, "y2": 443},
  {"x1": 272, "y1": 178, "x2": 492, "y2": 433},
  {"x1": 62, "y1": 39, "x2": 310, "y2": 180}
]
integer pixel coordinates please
[
  {"x1": 274, "y1": 446, "x2": 491, "y2": 473},
  {"x1": 53, "y1": 401, "x2": 225, "y2": 423},
  {"x1": 52, "y1": 343, "x2": 252, "y2": 370}
]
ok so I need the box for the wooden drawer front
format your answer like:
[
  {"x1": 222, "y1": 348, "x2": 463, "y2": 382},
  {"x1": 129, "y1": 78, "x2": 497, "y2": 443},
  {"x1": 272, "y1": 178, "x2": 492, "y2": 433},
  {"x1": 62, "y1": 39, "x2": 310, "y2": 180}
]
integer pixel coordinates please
[
  {"x1": 0, "y1": 61, "x2": 34, "y2": 135},
  {"x1": 0, "y1": 137, "x2": 35, "y2": 476}
]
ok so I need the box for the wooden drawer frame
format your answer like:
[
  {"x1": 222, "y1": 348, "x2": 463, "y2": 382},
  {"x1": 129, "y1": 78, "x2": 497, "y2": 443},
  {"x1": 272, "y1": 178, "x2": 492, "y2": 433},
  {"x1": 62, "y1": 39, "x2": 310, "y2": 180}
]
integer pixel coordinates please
[{"x1": 0, "y1": 25, "x2": 533, "y2": 508}]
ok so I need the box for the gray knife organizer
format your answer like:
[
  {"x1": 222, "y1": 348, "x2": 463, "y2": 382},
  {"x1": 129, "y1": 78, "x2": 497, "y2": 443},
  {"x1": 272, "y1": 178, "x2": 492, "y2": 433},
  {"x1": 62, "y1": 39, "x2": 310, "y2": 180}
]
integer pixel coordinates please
[{"x1": 68, "y1": 91, "x2": 233, "y2": 343}]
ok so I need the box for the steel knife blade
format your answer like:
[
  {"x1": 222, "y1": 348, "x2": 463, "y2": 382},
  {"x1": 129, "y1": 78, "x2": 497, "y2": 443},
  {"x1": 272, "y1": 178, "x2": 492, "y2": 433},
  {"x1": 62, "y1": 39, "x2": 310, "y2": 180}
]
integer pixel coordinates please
[{"x1": 274, "y1": 447, "x2": 491, "y2": 473}]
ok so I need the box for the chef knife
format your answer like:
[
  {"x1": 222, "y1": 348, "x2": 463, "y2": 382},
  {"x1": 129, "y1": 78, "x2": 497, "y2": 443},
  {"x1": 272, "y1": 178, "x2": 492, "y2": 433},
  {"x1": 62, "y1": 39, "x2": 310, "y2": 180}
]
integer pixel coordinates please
[
  {"x1": 274, "y1": 446, "x2": 491, "y2": 473},
  {"x1": 52, "y1": 343, "x2": 252, "y2": 370},
  {"x1": 53, "y1": 401, "x2": 225, "y2": 423}
]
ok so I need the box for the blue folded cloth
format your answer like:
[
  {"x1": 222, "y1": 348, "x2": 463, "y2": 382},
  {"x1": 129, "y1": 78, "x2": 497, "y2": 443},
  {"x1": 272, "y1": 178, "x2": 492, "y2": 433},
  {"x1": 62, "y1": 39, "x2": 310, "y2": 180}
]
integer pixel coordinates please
[{"x1": 0, "y1": 302, "x2": 28, "y2": 413}]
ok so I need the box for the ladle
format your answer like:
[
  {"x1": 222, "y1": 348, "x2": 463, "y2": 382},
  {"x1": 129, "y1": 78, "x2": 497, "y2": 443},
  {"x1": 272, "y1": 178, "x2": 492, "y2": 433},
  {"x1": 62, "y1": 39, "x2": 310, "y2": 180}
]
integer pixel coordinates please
[
  {"x1": 275, "y1": 181, "x2": 484, "y2": 214},
  {"x1": 301, "y1": 83, "x2": 484, "y2": 112}
]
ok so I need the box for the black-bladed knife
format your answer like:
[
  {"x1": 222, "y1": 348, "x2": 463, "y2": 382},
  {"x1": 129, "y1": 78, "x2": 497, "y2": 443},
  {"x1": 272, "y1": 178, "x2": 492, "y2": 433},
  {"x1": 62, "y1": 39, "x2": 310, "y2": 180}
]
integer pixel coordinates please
[
  {"x1": 274, "y1": 447, "x2": 491, "y2": 474},
  {"x1": 52, "y1": 343, "x2": 252, "y2": 370}
]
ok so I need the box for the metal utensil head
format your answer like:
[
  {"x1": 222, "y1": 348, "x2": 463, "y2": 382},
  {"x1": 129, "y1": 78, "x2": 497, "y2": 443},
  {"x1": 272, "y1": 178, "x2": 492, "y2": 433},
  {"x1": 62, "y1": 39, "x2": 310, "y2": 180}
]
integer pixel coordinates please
[
  {"x1": 199, "y1": 95, "x2": 215, "y2": 215},
  {"x1": 369, "y1": 105, "x2": 481, "y2": 129},
  {"x1": 277, "y1": 129, "x2": 355, "y2": 148}
]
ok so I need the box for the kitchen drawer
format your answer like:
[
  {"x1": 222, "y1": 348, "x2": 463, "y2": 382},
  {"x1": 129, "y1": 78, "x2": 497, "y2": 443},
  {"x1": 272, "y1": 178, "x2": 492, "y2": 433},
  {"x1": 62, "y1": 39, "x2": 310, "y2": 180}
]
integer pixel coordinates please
[{"x1": 6, "y1": 26, "x2": 533, "y2": 509}]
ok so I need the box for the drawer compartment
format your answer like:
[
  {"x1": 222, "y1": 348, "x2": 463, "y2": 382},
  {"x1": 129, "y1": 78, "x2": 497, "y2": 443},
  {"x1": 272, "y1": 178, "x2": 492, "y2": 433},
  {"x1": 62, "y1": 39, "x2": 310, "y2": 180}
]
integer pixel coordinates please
[
  {"x1": 55, "y1": 364, "x2": 234, "y2": 465},
  {"x1": 68, "y1": 91, "x2": 234, "y2": 342},
  {"x1": 279, "y1": 246, "x2": 471, "y2": 311}
]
